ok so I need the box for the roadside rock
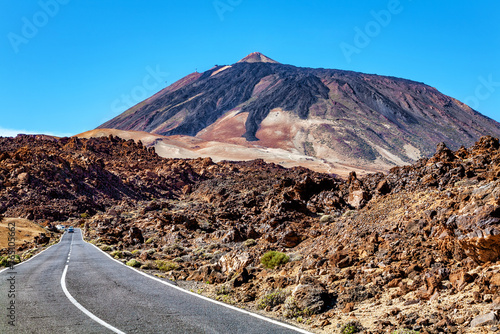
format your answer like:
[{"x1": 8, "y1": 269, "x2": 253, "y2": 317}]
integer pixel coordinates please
[
  {"x1": 17, "y1": 172, "x2": 30, "y2": 185},
  {"x1": 375, "y1": 179, "x2": 390, "y2": 195},
  {"x1": 127, "y1": 227, "x2": 144, "y2": 244},
  {"x1": 470, "y1": 312, "x2": 498, "y2": 327},
  {"x1": 187, "y1": 264, "x2": 224, "y2": 284},
  {"x1": 278, "y1": 228, "x2": 301, "y2": 248},
  {"x1": 34, "y1": 233, "x2": 50, "y2": 245},
  {"x1": 347, "y1": 171, "x2": 369, "y2": 209},
  {"x1": 284, "y1": 278, "x2": 330, "y2": 317},
  {"x1": 218, "y1": 251, "x2": 252, "y2": 275},
  {"x1": 449, "y1": 270, "x2": 474, "y2": 291}
]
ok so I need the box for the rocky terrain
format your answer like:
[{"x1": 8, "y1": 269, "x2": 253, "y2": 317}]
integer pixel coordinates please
[
  {"x1": 99, "y1": 52, "x2": 500, "y2": 172},
  {"x1": 77, "y1": 128, "x2": 381, "y2": 177},
  {"x1": 1, "y1": 134, "x2": 500, "y2": 333}
]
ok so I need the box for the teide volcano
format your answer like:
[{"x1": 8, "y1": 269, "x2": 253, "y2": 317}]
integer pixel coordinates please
[{"x1": 98, "y1": 52, "x2": 500, "y2": 173}]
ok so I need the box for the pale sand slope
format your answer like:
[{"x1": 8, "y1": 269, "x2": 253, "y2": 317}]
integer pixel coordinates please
[
  {"x1": 0, "y1": 218, "x2": 47, "y2": 249},
  {"x1": 77, "y1": 128, "x2": 388, "y2": 178}
]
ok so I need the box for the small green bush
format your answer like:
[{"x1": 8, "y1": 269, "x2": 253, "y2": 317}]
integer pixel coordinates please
[
  {"x1": 163, "y1": 244, "x2": 184, "y2": 254},
  {"x1": 80, "y1": 213, "x2": 90, "y2": 219},
  {"x1": 141, "y1": 261, "x2": 156, "y2": 270},
  {"x1": 215, "y1": 294, "x2": 235, "y2": 305},
  {"x1": 2, "y1": 255, "x2": 11, "y2": 267},
  {"x1": 283, "y1": 296, "x2": 312, "y2": 318},
  {"x1": 110, "y1": 250, "x2": 122, "y2": 258},
  {"x1": 99, "y1": 245, "x2": 112, "y2": 251},
  {"x1": 340, "y1": 321, "x2": 363, "y2": 334},
  {"x1": 342, "y1": 210, "x2": 356, "y2": 218},
  {"x1": 0, "y1": 255, "x2": 20, "y2": 267},
  {"x1": 319, "y1": 214, "x2": 333, "y2": 223},
  {"x1": 194, "y1": 247, "x2": 205, "y2": 255},
  {"x1": 260, "y1": 251, "x2": 289, "y2": 269},
  {"x1": 243, "y1": 239, "x2": 256, "y2": 247},
  {"x1": 0, "y1": 256, "x2": 8, "y2": 267},
  {"x1": 155, "y1": 260, "x2": 178, "y2": 272},
  {"x1": 131, "y1": 249, "x2": 141, "y2": 255},
  {"x1": 216, "y1": 284, "x2": 232, "y2": 296},
  {"x1": 126, "y1": 259, "x2": 142, "y2": 268},
  {"x1": 21, "y1": 249, "x2": 36, "y2": 261},
  {"x1": 145, "y1": 238, "x2": 154, "y2": 244},
  {"x1": 206, "y1": 243, "x2": 217, "y2": 250},
  {"x1": 257, "y1": 289, "x2": 287, "y2": 309}
]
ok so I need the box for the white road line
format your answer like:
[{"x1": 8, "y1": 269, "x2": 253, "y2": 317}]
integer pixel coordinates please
[
  {"x1": 61, "y1": 265, "x2": 126, "y2": 334},
  {"x1": 83, "y1": 230, "x2": 313, "y2": 334},
  {"x1": 61, "y1": 235, "x2": 126, "y2": 334}
]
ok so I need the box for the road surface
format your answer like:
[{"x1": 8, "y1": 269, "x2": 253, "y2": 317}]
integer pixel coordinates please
[{"x1": 0, "y1": 229, "x2": 310, "y2": 333}]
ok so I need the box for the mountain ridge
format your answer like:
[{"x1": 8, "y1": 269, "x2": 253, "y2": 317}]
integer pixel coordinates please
[{"x1": 98, "y1": 53, "x2": 500, "y2": 170}]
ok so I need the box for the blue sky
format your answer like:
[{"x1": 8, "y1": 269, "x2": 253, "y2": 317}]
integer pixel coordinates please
[{"x1": 0, "y1": 0, "x2": 499, "y2": 137}]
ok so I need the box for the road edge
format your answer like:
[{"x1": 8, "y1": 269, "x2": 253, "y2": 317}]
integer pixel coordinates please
[
  {"x1": 82, "y1": 229, "x2": 314, "y2": 334},
  {"x1": 0, "y1": 232, "x2": 65, "y2": 274}
]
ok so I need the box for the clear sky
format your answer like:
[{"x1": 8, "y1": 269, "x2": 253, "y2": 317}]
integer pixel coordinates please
[{"x1": 1, "y1": 0, "x2": 499, "y2": 137}]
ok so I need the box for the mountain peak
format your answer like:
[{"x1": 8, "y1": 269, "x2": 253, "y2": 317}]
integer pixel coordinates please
[
  {"x1": 237, "y1": 52, "x2": 280, "y2": 64},
  {"x1": 99, "y1": 54, "x2": 500, "y2": 172}
]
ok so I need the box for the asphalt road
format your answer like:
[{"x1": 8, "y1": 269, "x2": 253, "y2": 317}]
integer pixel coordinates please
[{"x1": 0, "y1": 229, "x2": 310, "y2": 333}]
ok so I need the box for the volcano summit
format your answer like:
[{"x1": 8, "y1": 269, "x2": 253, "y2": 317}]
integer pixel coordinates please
[{"x1": 97, "y1": 53, "x2": 500, "y2": 173}]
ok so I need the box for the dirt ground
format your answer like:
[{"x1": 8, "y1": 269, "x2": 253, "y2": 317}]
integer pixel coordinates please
[{"x1": 0, "y1": 218, "x2": 46, "y2": 249}]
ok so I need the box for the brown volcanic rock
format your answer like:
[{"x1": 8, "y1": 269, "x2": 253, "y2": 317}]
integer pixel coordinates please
[
  {"x1": 285, "y1": 280, "x2": 330, "y2": 317},
  {"x1": 127, "y1": 227, "x2": 144, "y2": 245},
  {"x1": 218, "y1": 251, "x2": 252, "y2": 275},
  {"x1": 4, "y1": 134, "x2": 500, "y2": 332},
  {"x1": 347, "y1": 171, "x2": 370, "y2": 209},
  {"x1": 0, "y1": 134, "x2": 205, "y2": 221},
  {"x1": 449, "y1": 269, "x2": 474, "y2": 291}
]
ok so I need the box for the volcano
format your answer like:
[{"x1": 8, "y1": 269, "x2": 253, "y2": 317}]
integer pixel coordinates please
[{"x1": 97, "y1": 53, "x2": 500, "y2": 173}]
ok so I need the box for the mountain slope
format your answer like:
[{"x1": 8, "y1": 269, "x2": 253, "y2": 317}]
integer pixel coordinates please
[{"x1": 99, "y1": 53, "x2": 500, "y2": 170}]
